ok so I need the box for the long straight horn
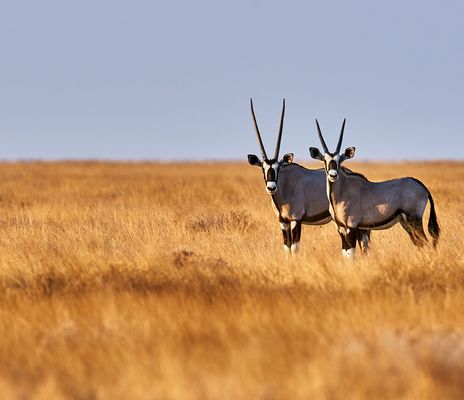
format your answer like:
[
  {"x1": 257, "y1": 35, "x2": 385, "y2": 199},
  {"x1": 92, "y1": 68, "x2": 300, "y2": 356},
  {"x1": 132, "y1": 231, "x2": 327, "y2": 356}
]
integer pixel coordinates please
[
  {"x1": 250, "y1": 98, "x2": 268, "y2": 160},
  {"x1": 273, "y1": 98, "x2": 286, "y2": 160},
  {"x1": 315, "y1": 119, "x2": 329, "y2": 153},
  {"x1": 335, "y1": 118, "x2": 346, "y2": 154}
]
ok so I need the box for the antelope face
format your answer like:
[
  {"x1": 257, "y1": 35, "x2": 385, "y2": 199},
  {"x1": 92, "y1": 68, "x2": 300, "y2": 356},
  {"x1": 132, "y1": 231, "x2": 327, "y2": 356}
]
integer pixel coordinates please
[
  {"x1": 325, "y1": 153, "x2": 341, "y2": 182},
  {"x1": 309, "y1": 119, "x2": 355, "y2": 183},
  {"x1": 248, "y1": 153, "x2": 294, "y2": 195},
  {"x1": 262, "y1": 159, "x2": 279, "y2": 194},
  {"x1": 309, "y1": 149, "x2": 341, "y2": 182}
]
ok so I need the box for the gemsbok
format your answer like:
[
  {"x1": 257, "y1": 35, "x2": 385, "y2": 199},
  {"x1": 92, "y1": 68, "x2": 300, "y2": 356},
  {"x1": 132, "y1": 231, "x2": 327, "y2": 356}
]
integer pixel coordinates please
[
  {"x1": 309, "y1": 119, "x2": 440, "y2": 257},
  {"x1": 247, "y1": 99, "x2": 370, "y2": 255}
]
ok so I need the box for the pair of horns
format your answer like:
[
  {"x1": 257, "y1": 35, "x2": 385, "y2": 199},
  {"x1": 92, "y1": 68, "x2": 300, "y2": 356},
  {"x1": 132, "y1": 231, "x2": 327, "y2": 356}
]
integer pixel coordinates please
[
  {"x1": 316, "y1": 118, "x2": 346, "y2": 154},
  {"x1": 250, "y1": 98, "x2": 285, "y2": 161}
]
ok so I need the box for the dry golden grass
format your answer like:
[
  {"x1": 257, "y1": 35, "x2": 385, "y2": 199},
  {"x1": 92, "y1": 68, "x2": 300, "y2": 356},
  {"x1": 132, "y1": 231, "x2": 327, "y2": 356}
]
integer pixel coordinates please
[{"x1": 0, "y1": 160, "x2": 463, "y2": 399}]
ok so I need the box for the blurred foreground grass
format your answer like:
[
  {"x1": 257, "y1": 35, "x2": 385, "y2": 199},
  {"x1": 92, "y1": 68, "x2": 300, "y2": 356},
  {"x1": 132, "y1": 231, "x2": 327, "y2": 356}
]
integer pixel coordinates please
[{"x1": 0, "y1": 161, "x2": 462, "y2": 399}]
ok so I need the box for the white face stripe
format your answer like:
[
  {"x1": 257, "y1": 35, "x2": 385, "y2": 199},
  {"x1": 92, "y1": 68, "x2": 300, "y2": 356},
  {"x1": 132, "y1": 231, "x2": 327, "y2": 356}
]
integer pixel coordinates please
[
  {"x1": 263, "y1": 163, "x2": 271, "y2": 175},
  {"x1": 263, "y1": 162, "x2": 279, "y2": 181}
]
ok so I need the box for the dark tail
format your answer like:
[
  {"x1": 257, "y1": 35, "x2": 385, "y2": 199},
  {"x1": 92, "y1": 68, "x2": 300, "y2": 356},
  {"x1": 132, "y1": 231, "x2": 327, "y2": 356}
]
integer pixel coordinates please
[
  {"x1": 411, "y1": 178, "x2": 440, "y2": 248},
  {"x1": 427, "y1": 190, "x2": 440, "y2": 248}
]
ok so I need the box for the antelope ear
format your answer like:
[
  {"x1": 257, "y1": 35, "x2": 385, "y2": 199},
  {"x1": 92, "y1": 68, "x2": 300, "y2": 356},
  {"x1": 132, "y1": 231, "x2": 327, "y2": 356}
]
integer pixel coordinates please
[
  {"x1": 309, "y1": 147, "x2": 323, "y2": 160},
  {"x1": 247, "y1": 154, "x2": 262, "y2": 166},
  {"x1": 281, "y1": 153, "x2": 294, "y2": 164},
  {"x1": 342, "y1": 147, "x2": 356, "y2": 160}
]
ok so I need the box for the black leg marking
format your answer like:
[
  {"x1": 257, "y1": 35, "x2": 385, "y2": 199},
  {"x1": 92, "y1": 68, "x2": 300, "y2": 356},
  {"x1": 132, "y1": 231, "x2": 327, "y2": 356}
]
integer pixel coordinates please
[
  {"x1": 281, "y1": 226, "x2": 291, "y2": 248},
  {"x1": 400, "y1": 216, "x2": 427, "y2": 247},
  {"x1": 279, "y1": 219, "x2": 292, "y2": 254},
  {"x1": 346, "y1": 229, "x2": 358, "y2": 250},
  {"x1": 339, "y1": 232, "x2": 348, "y2": 250},
  {"x1": 291, "y1": 220, "x2": 302, "y2": 245},
  {"x1": 289, "y1": 220, "x2": 302, "y2": 254},
  {"x1": 338, "y1": 227, "x2": 358, "y2": 257}
]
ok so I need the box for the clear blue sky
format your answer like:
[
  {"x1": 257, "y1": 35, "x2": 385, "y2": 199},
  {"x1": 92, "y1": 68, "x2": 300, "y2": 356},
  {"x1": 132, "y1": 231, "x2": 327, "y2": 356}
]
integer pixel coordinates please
[{"x1": 0, "y1": 0, "x2": 462, "y2": 161}]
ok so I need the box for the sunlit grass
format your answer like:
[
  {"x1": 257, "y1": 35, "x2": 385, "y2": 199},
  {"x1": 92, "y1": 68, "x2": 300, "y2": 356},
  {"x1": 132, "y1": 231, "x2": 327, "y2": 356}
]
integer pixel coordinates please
[{"x1": 0, "y1": 161, "x2": 462, "y2": 399}]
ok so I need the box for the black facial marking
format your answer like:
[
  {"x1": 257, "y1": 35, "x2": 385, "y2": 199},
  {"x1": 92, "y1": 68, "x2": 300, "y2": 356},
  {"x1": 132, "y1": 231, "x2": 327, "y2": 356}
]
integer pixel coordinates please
[
  {"x1": 266, "y1": 167, "x2": 276, "y2": 181},
  {"x1": 328, "y1": 159, "x2": 337, "y2": 171},
  {"x1": 263, "y1": 160, "x2": 278, "y2": 183}
]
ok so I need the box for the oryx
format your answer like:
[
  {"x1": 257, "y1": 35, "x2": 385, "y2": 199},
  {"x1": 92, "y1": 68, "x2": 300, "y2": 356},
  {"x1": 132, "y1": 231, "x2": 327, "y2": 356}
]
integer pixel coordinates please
[
  {"x1": 247, "y1": 99, "x2": 370, "y2": 255},
  {"x1": 309, "y1": 119, "x2": 440, "y2": 257}
]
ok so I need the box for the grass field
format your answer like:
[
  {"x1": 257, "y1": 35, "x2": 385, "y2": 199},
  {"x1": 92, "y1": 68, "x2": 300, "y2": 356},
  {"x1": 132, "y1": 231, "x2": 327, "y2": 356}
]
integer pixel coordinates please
[{"x1": 0, "y1": 160, "x2": 463, "y2": 399}]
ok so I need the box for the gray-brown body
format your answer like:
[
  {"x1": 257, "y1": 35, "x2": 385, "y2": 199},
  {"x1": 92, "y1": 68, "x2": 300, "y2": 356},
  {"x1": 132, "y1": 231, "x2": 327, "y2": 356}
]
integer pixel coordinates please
[
  {"x1": 328, "y1": 167, "x2": 439, "y2": 250},
  {"x1": 272, "y1": 164, "x2": 331, "y2": 224},
  {"x1": 309, "y1": 118, "x2": 439, "y2": 257},
  {"x1": 247, "y1": 100, "x2": 370, "y2": 255},
  {"x1": 263, "y1": 163, "x2": 370, "y2": 255},
  {"x1": 330, "y1": 170, "x2": 427, "y2": 229}
]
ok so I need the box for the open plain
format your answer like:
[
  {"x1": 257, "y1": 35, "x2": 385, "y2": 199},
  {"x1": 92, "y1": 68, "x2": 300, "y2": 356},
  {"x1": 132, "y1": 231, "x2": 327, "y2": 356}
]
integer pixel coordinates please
[{"x1": 0, "y1": 161, "x2": 463, "y2": 399}]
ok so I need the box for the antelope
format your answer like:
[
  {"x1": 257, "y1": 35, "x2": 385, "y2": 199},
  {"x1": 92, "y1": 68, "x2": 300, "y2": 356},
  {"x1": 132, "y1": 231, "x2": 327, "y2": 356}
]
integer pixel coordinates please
[
  {"x1": 309, "y1": 119, "x2": 440, "y2": 257},
  {"x1": 247, "y1": 99, "x2": 370, "y2": 255}
]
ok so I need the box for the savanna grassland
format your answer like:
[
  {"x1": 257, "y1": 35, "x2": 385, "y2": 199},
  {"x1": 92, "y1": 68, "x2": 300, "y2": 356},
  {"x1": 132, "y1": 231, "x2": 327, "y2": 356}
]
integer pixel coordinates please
[{"x1": 0, "y1": 160, "x2": 463, "y2": 399}]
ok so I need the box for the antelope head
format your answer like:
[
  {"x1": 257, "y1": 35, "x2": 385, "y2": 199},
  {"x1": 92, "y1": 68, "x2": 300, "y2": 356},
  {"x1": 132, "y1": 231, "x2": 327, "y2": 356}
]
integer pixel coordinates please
[
  {"x1": 247, "y1": 98, "x2": 293, "y2": 194},
  {"x1": 309, "y1": 119, "x2": 355, "y2": 183}
]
